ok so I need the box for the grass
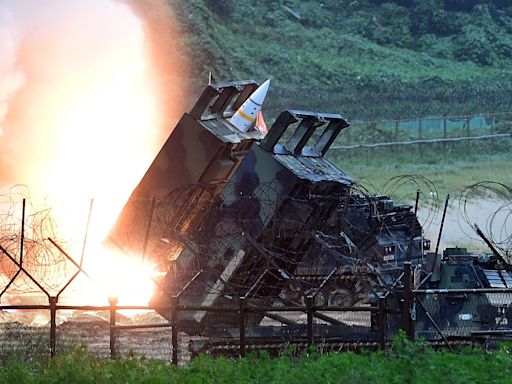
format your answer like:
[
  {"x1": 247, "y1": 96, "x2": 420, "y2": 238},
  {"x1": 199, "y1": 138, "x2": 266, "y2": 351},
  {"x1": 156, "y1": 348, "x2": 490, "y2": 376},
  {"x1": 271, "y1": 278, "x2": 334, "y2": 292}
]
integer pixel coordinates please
[
  {"x1": 1, "y1": 335, "x2": 511, "y2": 383},
  {"x1": 170, "y1": 1, "x2": 512, "y2": 202},
  {"x1": 330, "y1": 144, "x2": 511, "y2": 201},
  {"x1": 174, "y1": 1, "x2": 512, "y2": 120}
]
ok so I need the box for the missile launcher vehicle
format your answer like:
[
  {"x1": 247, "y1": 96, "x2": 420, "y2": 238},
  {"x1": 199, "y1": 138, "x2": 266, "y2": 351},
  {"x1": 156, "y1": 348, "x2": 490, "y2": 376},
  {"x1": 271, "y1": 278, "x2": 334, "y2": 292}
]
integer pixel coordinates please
[{"x1": 112, "y1": 79, "x2": 432, "y2": 338}]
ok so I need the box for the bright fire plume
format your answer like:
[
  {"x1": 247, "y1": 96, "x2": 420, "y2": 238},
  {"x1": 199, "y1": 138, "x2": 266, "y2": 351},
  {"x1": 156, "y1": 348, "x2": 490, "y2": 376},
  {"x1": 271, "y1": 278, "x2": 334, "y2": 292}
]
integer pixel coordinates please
[{"x1": 0, "y1": 0, "x2": 189, "y2": 306}]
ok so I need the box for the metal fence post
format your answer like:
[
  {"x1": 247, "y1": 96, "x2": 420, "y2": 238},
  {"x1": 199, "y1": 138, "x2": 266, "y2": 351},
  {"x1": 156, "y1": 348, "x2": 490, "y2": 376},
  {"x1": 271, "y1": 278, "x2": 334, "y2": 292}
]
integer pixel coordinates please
[
  {"x1": 171, "y1": 296, "x2": 178, "y2": 365},
  {"x1": 306, "y1": 295, "x2": 313, "y2": 347},
  {"x1": 49, "y1": 296, "x2": 57, "y2": 358},
  {"x1": 109, "y1": 296, "x2": 118, "y2": 359},
  {"x1": 239, "y1": 297, "x2": 246, "y2": 357},
  {"x1": 418, "y1": 117, "x2": 424, "y2": 158},
  {"x1": 402, "y1": 262, "x2": 413, "y2": 338},
  {"x1": 490, "y1": 114, "x2": 495, "y2": 146},
  {"x1": 465, "y1": 117, "x2": 471, "y2": 152},
  {"x1": 378, "y1": 295, "x2": 387, "y2": 349},
  {"x1": 442, "y1": 116, "x2": 447, "y2": 153}
]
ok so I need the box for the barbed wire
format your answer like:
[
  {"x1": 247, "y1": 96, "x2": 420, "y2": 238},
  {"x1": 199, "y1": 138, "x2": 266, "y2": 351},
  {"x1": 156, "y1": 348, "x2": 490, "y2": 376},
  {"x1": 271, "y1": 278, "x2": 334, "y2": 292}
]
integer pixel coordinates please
[
  {"x1": 0, "y1": 186, "x2": 75, "y2": 296},
  {"x1": 0, "y1": 178, "x2": 510, "y2": 304},
  {"x1": 134, "y1": 177, "x2": 436, "y2": 308},
  {"x1": 458, "y1": 181, "x2": 512, "y2": 258}
]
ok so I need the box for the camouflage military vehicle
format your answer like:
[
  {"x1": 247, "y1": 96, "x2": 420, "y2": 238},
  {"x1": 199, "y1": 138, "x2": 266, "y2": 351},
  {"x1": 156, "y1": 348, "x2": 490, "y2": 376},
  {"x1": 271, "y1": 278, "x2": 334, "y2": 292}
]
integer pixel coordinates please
[
  {"x1": 112, "y1": 79, "x2": 431, "y2": 337},
  {"x1": 281, "y1": 191, "x2": 429, "y2": 307},
  {"x1": 415, "y1": 247, "x2": 512, "y2": 340},
  {"x1": 151, "y1": 108, "x2": 356, "y2": 331}
]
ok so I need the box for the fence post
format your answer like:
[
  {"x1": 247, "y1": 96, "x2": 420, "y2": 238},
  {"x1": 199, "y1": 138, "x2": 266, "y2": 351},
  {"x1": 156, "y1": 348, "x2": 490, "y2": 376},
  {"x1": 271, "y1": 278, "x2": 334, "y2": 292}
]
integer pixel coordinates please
[
  {"x1": 465, "y1": 116, "x2": 471, "y2": 152},
  {"x1": 306, "y1": 295, "x2": 313, "y2": 347},
  {"x1": 418, "y1": 117, "x2": 423, "y2": 158},
  {"x1": 378, "y1": 295, "x2": 387, "y2": 349},
  {"x1": 442, "y1": 116, "x2": 447, "y2": 153},
  {"x1": 109, "y1": 296, "x2": 118, "y2": 359},
  {"x1": 239, "y1": 297, "x2": 246, "y2": 358},
  {"x1": 401, "y1": 262, "x2": 413, "y2": 339},
  {"x1": 171, "y1": 296, "x2": 179, "y2": 365},
  {"x1": 490, "y1": 114, "x2": 495, "y2": 146},
  {"x1": 49, "y1": 296, "x2": 57, "y2": 358}
]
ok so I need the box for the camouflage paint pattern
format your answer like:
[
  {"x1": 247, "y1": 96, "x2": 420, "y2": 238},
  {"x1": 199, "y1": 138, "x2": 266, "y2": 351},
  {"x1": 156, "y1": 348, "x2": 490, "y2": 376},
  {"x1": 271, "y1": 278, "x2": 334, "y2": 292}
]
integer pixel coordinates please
[{"x1": 109, "y1": 80, "x2": 265, "y2": 261}]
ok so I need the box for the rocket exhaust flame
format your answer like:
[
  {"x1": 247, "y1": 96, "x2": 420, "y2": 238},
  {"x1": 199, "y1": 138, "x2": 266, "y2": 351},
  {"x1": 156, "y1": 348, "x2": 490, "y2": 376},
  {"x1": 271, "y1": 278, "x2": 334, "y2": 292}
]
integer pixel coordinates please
[{"x1": 0, "y1": 0, "x2": 189, "y2": 306}]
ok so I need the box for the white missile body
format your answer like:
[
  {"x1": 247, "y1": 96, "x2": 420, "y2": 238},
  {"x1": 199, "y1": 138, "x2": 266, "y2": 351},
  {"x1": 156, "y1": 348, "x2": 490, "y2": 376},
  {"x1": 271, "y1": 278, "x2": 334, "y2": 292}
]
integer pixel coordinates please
[{"x1": 229, "y1": 79, "x2": 270, "y2": 132}]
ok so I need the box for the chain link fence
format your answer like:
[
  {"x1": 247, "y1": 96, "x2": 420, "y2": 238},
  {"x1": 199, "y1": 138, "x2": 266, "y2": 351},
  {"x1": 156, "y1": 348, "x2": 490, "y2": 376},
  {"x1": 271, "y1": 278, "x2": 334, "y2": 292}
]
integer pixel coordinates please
[
  {"x1": 0, "y1": 299, "x2": 386, "y2": 365},
  {"x1": 415, "y1": 289, "x2": 512, "y2": 342},
  {"x1": 331, "y1": 112, "x2": 512, "y2": 153},
  {"x1": 3, "y1": 277, "x2": 512, "y2": 364}
]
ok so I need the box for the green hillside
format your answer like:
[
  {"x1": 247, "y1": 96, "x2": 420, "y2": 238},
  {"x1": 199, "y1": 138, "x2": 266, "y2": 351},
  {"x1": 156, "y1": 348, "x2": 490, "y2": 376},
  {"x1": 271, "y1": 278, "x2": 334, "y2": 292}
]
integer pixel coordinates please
[{"x1": 174, "y1": 0, "x2": 512, "y2": 120}]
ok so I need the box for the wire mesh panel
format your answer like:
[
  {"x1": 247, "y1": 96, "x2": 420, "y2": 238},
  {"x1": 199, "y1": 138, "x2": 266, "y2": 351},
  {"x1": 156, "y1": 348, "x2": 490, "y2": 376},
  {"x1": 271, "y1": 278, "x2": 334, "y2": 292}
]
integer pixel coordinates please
[
  {"x1": 183, "y1": 299, "x2": 384, "y2": 357},
  {"x1": 330, "y1": 112, "x2": 511, "y2": 161},
  {"x1": 183, "y1": 306, "x2": 241, "y2": 358},
  {"x1": 0, "y1": 313, "x2": 49, "y2": 363},
  {"x1": 314, "y1": 308, "x2": 380, "y2": 352},
  {"x1": 415, "y1": 291, "x2": 512, "y2": 341},
  {"x1": 109, "y1": 310, "x2": 171, "y2": 360},
  {"x1": 386, "y1": 311, "x2": 402, "y2": 340},
  {"x1": 56, "y1": 310, "x2": 110, "y2": 358},
  {"x1": 116, "y1": 327, "x2": 173, "y2": 360}
]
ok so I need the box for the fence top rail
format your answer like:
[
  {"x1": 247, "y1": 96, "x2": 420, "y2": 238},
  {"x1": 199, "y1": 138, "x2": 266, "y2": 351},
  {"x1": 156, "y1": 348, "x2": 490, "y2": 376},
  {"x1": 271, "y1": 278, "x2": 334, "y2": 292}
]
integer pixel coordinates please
[
  {"x1": 414, "y1": 288, "x2": 512, "y2": 294},
  {"x1": 331, "y1": 132, "x2": 511, "y2": 150},
  {"x1": 0, "y1": 304, "x2": 236, "y2": 312},
  {"x1": 471, "y1": 329, "x2": 512, "y2": 336},
  {"x1": 247, "y1": 305, "x2": 376, "y2": 313},
  {"x1": 349, "y1": 111, "x2": 512, "y2": 126},
  {"x1": 0, "y1": 304, "x2": 377, "y2": 312}
]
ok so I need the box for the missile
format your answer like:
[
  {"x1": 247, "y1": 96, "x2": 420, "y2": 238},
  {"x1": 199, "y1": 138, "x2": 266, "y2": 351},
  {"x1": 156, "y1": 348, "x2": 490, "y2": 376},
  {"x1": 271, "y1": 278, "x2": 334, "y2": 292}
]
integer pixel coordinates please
[{"x1": 229, "y1": 79, "x2": 270, "y2": 132}]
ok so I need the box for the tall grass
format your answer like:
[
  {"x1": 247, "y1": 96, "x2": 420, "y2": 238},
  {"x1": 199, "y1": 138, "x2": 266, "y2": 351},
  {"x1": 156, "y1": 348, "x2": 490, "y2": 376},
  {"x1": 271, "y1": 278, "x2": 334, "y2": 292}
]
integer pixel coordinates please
[
  {"x1": 330, "y1": 139, "x2": 511, "y2": 200},
  {"x1": 0, "y1": 335, "x2": 511, "y2": 384}
]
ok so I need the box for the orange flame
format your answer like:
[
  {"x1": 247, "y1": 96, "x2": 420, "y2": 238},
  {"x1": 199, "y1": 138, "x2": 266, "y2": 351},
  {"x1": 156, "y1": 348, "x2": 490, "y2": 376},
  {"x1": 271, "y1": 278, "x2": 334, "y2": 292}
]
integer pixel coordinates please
[{"x1": 0, "y1": 0, "x2": 189, "y2": 306}]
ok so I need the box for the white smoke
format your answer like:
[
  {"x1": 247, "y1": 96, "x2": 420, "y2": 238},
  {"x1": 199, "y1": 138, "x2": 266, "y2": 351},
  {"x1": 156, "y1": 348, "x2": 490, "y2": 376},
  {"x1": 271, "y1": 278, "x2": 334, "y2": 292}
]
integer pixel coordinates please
[
  {"x1": 0, "y1": 0, "x2": 189, "y2": 187},
  {"x1": 0, "y1": 0, "x2": 190, "y2": 243},
  {"x1": 1, "y1": 0, "x2": 152, "y2": 185},
  {"x1": 0, "y1": 0, "x2": 190, "y2": 304},
  {"x1": 0, "y1": 5, "x2": 25, "y2": 137}
]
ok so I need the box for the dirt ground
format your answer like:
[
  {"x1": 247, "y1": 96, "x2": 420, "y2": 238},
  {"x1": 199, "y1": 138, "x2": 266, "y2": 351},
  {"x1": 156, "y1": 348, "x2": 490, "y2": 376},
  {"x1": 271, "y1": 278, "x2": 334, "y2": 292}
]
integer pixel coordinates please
[{"x1": 418, "y1": 198, "x2": 510, "y2": 251}]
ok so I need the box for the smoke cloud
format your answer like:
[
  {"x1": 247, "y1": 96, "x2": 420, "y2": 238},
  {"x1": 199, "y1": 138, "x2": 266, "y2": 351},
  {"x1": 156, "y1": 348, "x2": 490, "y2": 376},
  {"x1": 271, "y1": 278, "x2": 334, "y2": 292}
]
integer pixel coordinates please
[
  {"x1": 0, "y1": 0, "x2": 190, "y2": 191},
  {"x1": 0, "y1": 6, "x2": 25, "y2": 138},
  {"x1": 0, "y1": 0, "x2": 191, "y2": 302}
]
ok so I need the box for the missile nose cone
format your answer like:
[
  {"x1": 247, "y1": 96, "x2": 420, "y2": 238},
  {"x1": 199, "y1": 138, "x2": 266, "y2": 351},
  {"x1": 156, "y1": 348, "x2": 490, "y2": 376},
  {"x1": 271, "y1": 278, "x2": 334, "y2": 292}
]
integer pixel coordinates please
[
  {"x1": 250, "y1": 79, "x2": 270, "y2": 106},
  {"x1": 229, "y1": 79, "x2": 271, "y2": 133}
]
